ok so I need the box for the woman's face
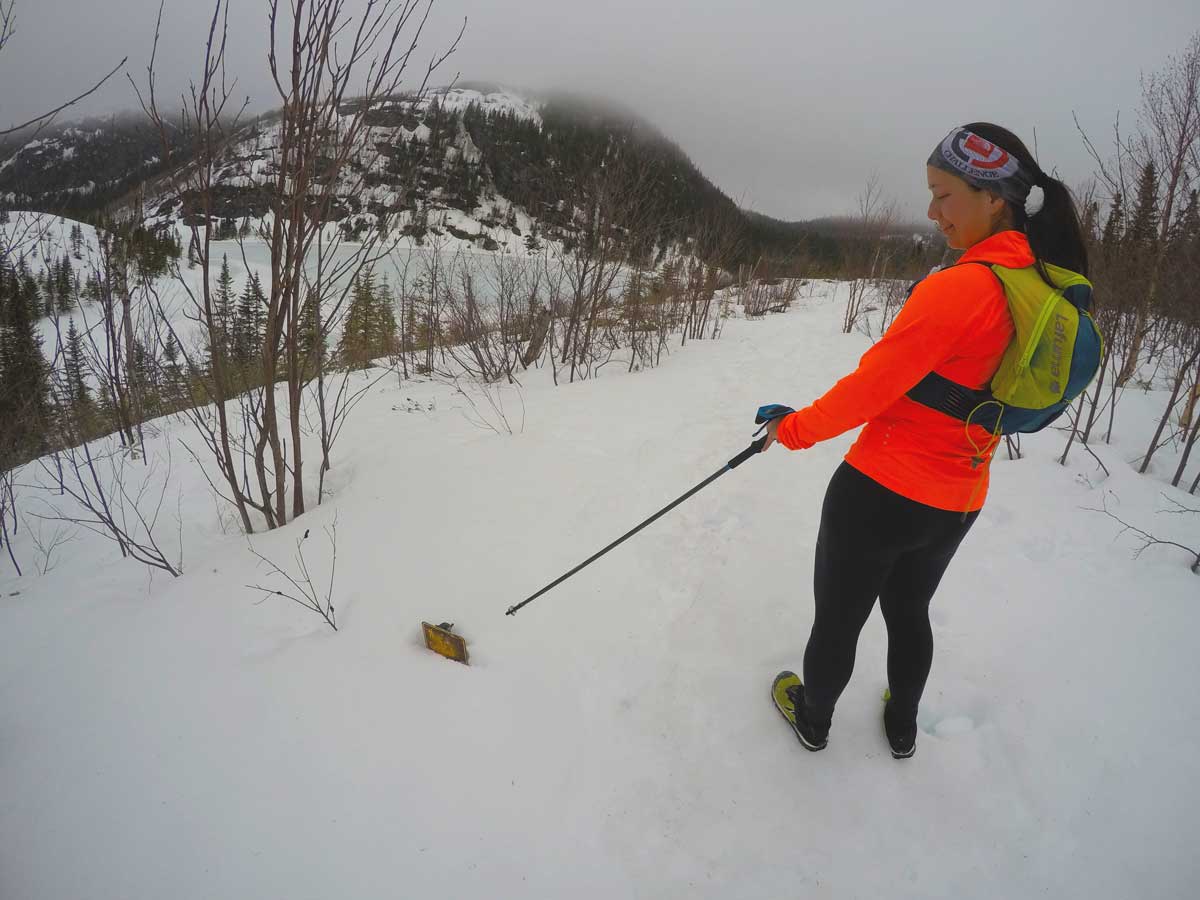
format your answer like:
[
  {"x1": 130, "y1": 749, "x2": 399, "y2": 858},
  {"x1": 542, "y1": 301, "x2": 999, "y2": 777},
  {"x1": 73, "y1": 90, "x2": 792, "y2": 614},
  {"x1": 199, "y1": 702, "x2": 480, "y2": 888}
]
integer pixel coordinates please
[{"x1": 926, "y1": 166, "x2": 1010, "y2": 249}]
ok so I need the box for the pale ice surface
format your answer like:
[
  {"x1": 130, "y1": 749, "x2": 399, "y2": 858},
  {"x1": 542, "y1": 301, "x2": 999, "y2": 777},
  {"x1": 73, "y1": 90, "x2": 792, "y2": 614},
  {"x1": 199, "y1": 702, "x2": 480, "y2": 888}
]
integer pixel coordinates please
[{"x1": 1, "y1": 265, "x2": 1198, "y2": 898}]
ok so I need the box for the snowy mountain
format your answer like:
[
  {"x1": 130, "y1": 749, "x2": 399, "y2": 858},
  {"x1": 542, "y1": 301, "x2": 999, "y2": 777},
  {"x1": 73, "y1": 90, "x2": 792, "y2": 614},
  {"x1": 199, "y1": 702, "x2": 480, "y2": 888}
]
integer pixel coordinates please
[
  {"x1": 0, "y1": 114, "x2": 178, "y2": 215},
  {"x1": 1, "y1": 279, "x2": 1197, "y2": 899},
  {"x1": 0, "y1": 85, "x2": 809, "y2": 266}
]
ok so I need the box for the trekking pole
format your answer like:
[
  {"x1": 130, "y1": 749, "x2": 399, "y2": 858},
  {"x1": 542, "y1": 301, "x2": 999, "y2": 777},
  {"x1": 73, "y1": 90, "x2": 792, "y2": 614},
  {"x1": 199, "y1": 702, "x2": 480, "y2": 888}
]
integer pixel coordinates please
[{"x1": 505, "y1": 435, "x2": 769, "y2": 617}]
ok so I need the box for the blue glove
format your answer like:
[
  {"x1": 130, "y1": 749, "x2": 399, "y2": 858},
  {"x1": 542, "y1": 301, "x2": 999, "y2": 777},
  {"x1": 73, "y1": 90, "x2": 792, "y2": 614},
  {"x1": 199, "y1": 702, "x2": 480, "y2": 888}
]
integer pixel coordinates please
[
  {"x1": 755, "y1": 403, "x2": 795, "y2": 424},
  {"x1": 754, "y1": 404, "x2": 795, "y2": 436}
]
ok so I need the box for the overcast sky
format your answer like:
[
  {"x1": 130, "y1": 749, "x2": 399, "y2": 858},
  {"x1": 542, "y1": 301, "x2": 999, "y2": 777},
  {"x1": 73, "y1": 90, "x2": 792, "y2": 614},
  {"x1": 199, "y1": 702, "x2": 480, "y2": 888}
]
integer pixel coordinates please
[{"x1": 1, "y1": 0, "x2": 1196, "y2": 221}]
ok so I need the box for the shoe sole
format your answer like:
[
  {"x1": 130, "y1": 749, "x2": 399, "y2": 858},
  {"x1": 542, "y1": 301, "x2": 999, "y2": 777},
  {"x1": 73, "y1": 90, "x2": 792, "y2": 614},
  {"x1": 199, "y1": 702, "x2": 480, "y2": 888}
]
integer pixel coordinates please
[{"x1": 771, "y1": 671, "x2": 827, "y2": 752}]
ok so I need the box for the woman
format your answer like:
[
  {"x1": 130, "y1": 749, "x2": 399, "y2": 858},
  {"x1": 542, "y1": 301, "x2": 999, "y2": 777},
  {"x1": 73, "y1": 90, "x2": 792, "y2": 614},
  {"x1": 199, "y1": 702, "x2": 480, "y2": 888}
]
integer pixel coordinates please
[{"x1": 763, "y1": 123, "x2": 1090, "y2": 759}]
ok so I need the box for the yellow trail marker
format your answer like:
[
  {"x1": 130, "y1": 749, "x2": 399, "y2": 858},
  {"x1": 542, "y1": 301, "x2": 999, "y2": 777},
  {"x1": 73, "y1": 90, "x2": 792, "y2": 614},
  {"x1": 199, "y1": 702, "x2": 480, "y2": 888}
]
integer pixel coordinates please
[{"x1": 422, "y1": 622, "x2": 469, "y2": 664}]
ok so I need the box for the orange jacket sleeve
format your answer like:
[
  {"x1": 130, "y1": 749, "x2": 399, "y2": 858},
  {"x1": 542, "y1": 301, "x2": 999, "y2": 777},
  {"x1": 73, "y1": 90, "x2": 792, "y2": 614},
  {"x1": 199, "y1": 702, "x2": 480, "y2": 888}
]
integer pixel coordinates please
[{"x1": 775, "y1": 265, "x2": 995, "y2": 451}]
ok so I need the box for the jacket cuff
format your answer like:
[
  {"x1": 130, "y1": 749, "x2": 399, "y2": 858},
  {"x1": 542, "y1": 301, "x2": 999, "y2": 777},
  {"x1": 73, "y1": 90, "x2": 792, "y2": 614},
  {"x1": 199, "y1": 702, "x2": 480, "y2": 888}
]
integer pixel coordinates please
[{"x1": 776, "y1": 412, "x2": 815, "y2": 451}]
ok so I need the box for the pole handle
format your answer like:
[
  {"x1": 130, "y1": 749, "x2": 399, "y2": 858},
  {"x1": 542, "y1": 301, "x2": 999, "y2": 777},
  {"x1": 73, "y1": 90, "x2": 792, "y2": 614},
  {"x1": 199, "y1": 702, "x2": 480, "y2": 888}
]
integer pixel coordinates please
[{"x1": 727, "y1": 435, "x2": 768, "y2": 469}]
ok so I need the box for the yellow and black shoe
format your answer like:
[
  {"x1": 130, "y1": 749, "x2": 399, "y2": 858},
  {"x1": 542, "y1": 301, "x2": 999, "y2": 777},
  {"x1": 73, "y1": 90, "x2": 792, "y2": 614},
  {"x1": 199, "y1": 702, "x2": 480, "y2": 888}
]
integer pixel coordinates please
[
  {"x1": 771, "y1": 671, "x2": 828, "y2": 751},
  {"x1": 882, "y1": 689, "x2": 917, "y2": 759}
]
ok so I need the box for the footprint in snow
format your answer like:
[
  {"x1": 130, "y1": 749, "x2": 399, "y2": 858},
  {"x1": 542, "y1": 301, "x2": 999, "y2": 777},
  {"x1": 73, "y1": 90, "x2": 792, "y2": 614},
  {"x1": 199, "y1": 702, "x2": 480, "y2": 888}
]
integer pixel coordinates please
[
  {"x1": 919, "y1": 693, "x2": 989, "y2": 738},
  {"x1": 930, "y1": 715, "x2": 977, "y2": 737}
]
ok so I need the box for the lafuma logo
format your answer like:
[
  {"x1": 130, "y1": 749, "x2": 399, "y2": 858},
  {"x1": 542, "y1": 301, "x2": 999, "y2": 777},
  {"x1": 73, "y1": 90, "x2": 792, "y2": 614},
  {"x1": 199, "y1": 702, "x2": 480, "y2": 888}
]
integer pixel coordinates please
[{"x1": 1049, "y1": 312, "x2": 1068, "y2": 394}]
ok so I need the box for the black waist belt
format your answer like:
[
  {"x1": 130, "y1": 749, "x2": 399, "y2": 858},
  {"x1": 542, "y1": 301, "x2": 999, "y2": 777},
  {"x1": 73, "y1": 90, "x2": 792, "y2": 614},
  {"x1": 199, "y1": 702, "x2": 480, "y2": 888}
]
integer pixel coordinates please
[{"x1": 906, "y1": 372, "x2": 1003, "y2": 433}]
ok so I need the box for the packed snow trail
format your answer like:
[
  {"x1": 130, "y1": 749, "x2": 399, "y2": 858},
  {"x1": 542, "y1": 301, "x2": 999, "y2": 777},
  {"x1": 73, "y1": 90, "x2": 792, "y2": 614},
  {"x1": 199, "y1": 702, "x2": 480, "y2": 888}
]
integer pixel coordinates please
[{"x1": 2, "y1": 280, "x2": 1198, "y2": 899}]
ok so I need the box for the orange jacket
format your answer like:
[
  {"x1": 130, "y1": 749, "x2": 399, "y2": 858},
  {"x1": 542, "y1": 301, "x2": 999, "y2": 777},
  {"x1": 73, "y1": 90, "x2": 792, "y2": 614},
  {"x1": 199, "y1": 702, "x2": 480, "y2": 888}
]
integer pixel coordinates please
[{"x1": 776, "y1": 230, "x2": 1032, "y2": 511}]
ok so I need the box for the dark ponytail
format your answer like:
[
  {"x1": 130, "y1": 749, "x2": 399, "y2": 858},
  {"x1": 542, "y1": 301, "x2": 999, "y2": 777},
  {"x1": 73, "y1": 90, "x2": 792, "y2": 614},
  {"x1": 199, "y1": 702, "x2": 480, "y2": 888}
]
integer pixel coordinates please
[{"x1": 962, "y1": 122, "x2": 1090, "y2": 280}]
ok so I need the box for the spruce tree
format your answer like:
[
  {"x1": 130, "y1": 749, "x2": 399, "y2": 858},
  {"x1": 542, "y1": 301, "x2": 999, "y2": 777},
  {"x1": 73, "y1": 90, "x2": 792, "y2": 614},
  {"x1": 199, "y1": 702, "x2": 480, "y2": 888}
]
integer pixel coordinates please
[
  {"x1": 64, "y1": 318, "x2": 91, "y2": 408},
  {"x1": 1126, "y1": 160, "x2": 1160, "y2": 270},
  {"x1": 161, "y1": 333, "x2": 186, "y2": 408},
  {"x1": 374, "y1": 273, "x2": 398, "y2": 356},
  {"x1": 234, "y1": 272, "x2": 266, "y2": 366},
  {"x1": 63, "y1": 317, "x2": 98, "y2": 437},
  {"x1": 1171, "y1": 189, "x2": 1199, "y2": 254},
  {"x1": 0, "y1": 272, "x2": 50, "y2": 460},
  {"x1": 338, "y1": 272, "x2": 374, "y2": 368},
  {"x1": 55, "y1": 255, "x2": 74, "y2": 314},
  {"x1": 130, "y1": 340, "x2": 160, "y2": 418},
  {"x1": 298, "y1": 289, "x2": 325, "y2": 379},
  {"x1": 83, "y1": 271, "x2": 102, "y2": 304},
  {"x1": 337, "y1": 270, "x2": 397, "y2": 369},
  {"x1": 1101, "y1": 191, "x2": 1124, "y2": 262},
  {"x1": 38, "y1": 268, "x2": 53, "y2": 317},
  {"x1": 210, "y1": 255, "x2": 236, "y2": 373}
]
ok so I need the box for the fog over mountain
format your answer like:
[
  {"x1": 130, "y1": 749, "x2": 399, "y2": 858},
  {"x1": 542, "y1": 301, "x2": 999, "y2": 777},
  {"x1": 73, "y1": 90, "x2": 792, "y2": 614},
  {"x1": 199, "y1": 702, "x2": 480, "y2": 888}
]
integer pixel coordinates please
[{"x1": 1, "y1": 1, "x2": 1196, "y2": 220}]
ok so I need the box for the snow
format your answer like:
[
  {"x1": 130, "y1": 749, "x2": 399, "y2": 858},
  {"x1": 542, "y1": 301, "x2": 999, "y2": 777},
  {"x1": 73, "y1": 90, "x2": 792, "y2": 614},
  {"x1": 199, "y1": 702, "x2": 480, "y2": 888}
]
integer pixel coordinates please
[
  {"x1": 1, "y1": 269, "x2": 1199, "y2": 898},
  {"x1": 434, "y1": 86, "x2": 543, "y2": 125}
]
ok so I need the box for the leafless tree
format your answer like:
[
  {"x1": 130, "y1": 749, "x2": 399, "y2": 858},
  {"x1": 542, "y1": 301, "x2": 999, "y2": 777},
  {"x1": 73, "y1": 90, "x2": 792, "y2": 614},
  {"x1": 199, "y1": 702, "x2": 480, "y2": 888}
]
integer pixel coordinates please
[
  {"x1": 842, "y1": 173, "x2": 899, "y2": 333},
  {"x1": 1120, "y1": 35, "x2": 1200, "y2": 385},
  {"x1": 134, "y1": 0, "x2": 462, "y2": 532},
  {"x1": 550, "y1": 151, "x2": 660, "y2": 383}
]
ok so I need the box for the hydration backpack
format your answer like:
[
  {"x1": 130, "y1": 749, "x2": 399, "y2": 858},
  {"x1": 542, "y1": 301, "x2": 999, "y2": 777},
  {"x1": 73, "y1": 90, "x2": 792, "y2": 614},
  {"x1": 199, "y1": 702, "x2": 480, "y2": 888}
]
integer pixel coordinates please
[{"x1": 907, "y1": 261, "x2": 1103, "y2": 436}]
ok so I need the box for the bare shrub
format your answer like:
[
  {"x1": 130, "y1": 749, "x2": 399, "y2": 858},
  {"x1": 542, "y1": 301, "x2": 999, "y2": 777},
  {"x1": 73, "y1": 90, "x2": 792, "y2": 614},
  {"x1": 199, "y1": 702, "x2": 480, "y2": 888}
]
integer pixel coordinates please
[
  {"x1": 247, "y1": 515, "x2": 340, "y2": 631},
  {"x1": 31, "y1": 438, "x2": 182, "y2": 577}
]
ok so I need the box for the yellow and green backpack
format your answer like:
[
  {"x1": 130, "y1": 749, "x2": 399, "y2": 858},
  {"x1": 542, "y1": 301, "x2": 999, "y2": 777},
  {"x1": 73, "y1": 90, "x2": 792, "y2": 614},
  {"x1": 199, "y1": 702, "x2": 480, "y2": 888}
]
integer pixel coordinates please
[{"x1": 907, "y1": 261, "x2": 1103, "y2": 435}]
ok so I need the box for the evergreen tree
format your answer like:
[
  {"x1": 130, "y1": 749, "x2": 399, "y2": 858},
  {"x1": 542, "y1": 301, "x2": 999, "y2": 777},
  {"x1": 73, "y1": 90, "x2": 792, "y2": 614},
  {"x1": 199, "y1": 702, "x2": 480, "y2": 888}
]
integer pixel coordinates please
[
  {"x1": 130, "y1": 339, "x2": 160, "y2": 418},
  {"x1": 374, "y1": 273, "x2": 398, "y2": 356},
  {"x1": 209, "y1": 255, "x2": 236, "y2": 372},
  {"x1": 337, "y1": 270, "x2": 395, "y2": 368},
  {"x1": 233, "y1": 272, "x2": 266, "y2": 366},
  {"x1": 70, "y1": 223, "x2": 84, "y2": 259},
  {"x1": 1080, "y1": 200, "x2": 1100, "y2": 244},
  {"x1": 38, "y1": 268, "x2": 54, "y2": 317},
  {"x1": 298, "y1": 289, "x2": 325, "y2": 379},
  {"x1": 1126, "y1": 160, "x2": 1160, "y2": 269},
  {"x1": 55, "y1": 255, "x2": 74, "y2": 314},
  {"x1": 161, "y1": 332, "x2": 186, "y2": 408},
  {"x1": 338, "y1": 271, "x2": 375, "y2": 368},
  {"x1": 1101, "y1": 191, "x2": 1125, "y2": 262},
  {"x1": 63, "y1": 317, "x2": 98, "y2": 437},
  {"x1": 63, "y1": 318, "x2": 91, "y2": 408},
  {"x1": 1171, "y1": 189, "x2": 1199, "y2": 254},
  {"x1": 0, "y1": 271, "x2": 50, "y2": 460},
  {"x1": 83, "y1": 271, "x2": 102, "y2": 304}
]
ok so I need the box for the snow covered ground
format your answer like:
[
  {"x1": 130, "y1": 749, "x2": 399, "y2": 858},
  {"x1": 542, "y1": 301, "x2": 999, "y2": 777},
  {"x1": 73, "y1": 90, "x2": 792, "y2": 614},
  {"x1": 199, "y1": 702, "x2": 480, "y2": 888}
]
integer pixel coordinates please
[{"x1": 2, "y1": 279, "x2": 1198, "y2": 899}]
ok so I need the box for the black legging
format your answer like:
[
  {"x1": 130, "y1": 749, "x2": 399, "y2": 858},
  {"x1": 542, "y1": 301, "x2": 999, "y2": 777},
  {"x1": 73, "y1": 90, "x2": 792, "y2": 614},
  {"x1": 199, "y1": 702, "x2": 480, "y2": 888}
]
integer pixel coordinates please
[{"x1": 802, "y1": 462, "x2": 979, "y2": 728}]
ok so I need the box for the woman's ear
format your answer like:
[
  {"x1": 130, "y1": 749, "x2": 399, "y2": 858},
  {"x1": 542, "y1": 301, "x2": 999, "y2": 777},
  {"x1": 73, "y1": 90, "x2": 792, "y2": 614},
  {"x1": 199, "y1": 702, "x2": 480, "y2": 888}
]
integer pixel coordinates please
[{"x1": 987, "y1": 191, "x2": 1013, "y2": 228}]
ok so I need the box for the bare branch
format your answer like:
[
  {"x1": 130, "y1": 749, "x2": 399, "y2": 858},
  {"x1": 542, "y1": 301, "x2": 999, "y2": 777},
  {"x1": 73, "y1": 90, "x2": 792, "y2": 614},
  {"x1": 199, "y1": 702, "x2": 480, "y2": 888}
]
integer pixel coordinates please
[{"x1": 0, "y1": 55, "x2": 128, "y2": 137}]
